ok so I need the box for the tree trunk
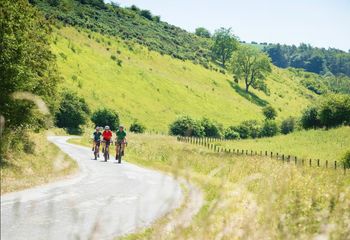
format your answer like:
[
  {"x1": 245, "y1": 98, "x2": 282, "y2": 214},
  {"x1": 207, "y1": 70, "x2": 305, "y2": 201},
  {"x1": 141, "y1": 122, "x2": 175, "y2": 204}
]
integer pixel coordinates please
[{"x1": 245, "y1": 84, "x2": 249, "y2": 93}]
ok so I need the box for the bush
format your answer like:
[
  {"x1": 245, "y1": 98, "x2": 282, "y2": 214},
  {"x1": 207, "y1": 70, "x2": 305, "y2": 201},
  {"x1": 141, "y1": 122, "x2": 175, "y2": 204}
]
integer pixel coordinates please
[
  {"x1": 200, "y1": 118, "x2": 222, "y2": 138},
  {"x1": 301, "y1": 106, "x2": 321, "y2": 129},
  {"x1": 129, "y1": 121, "x2": 146, "y2": 133},
  {"x1": 262, "y1": 105, "x2": 277, "y2": 120},
  {"x1": 281, "y1": 117, "x2": 295, "y2": 134},
  {"x1": 232, "y1": 120, "x2": 261, "y2": 139},
  {"x1": 91, "y1": 108, "x2": 119, "y2": 131},
  {"x1": 342, "y1": 150, "x2": 350, "y2": 168},
  {"x1": 55, "y1": 91, "x2": 90, "y2": 133},
  {"x1": 318, "y1": 94, "x2": 350, "y2": 128},
  {"x1": 169, "y1": 116, "x2": 204, "y2": 137},
  {"x1": 140, "y1": 10, "x2": 152, "y2": 20},
  {"x1": 224, "y1": 127, "x2": 240, "y2": 140},
  {"x1": 260, "y1": 120, "x2": 279, "y2": 137}
]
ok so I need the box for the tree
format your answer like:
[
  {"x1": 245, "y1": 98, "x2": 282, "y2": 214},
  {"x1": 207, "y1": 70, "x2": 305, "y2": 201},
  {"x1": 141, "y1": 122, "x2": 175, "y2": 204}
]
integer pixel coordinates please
[
  {"x1": 265, "y1": 44, "x2": 288, "y2": 68},
  {"x1": 91, "y1": 108, "x2": 119, "y2": 131},
  {"x1": 130, "y1": 121, "x2": 146, "y2": 133},
  {"x1": 230, "y1": 45, "x2": 272, "y2": 93},
  {"x1": 200, "y1": 118, "x2": 222, "y2": 138},
  {"x1": 318, "y1": 94, "x2": 350, "y2": 128},
  {"x1": 55, "y1": 91, "x2": 90, "y2": 133},
  {"x1": 260, "y1": 120, "x2": 279, "y2": 137},
  {"x1": 140, "y1": 9, "x2": 152, "y2": 20},
  {"x1": 211, "y1": 28, "x2": 238, "y2": 67},
  {"x1": 280, "y1": 117, "x2": 295, "y2": 134},
  {"x1": 0, "y1": 0, "x2": 60, "y2": 130},
  {"x1": 169, "y1": 116, "x2": 204, "y2": 137},
  {"x1": 262, "y1": 105, "x2": 277, "y2": 120},
  {"x1": 195, "y1": 27, "x2": 211, "y2": 38},
  {"x1": 301, "y1": 106, "x2": 321, "y2": 129}
]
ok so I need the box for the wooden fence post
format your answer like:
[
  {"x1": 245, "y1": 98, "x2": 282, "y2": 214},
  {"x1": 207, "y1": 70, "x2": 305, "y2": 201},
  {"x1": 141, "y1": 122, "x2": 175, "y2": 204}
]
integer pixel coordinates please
[
  {"x1": 326, "y1": 160, "x2": 328, "y2": 168},
  {"x1": 271, "y1": 152, "x2": 273, "y2": 158},
  {"x1": 317, "y1": 159, "x2": 320, "y2": 167},
  {"x1": 309, "y1": 159, "x2": 312, "y2": 167},
  {"x1": 335, "y1": 161, "x2": 337, "y2": 169},
  {"x1": 294, "y1": 156, "x2": 297, "y2": 165}
]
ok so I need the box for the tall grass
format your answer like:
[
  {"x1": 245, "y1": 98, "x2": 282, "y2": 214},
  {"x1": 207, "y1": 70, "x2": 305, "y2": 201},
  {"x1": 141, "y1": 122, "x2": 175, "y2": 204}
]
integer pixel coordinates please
[
  {"x1": 1, "y1": 131, "x2": 77, "y2": 194},
  {"x1": 71, "y1": 133, "x2": 350, "y2": 239},
  {"x1": 215, "y1": 126, "x2": 350, "y2": 162}
]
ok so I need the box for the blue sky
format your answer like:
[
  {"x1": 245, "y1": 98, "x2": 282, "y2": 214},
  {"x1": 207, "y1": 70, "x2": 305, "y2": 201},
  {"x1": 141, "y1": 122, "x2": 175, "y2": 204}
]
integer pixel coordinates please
[{"x1": 105, "y1": 0, "x2": 350, "y2": 51}]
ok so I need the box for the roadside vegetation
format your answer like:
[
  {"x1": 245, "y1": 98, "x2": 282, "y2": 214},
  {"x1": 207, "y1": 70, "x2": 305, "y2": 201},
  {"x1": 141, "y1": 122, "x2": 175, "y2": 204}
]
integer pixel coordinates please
[
  {"x1": 70, "y1": 133, "x2": 350, "y2": 240},
  {"x1": 1, "y1": 131, "x2": 77, "y2": 194}
]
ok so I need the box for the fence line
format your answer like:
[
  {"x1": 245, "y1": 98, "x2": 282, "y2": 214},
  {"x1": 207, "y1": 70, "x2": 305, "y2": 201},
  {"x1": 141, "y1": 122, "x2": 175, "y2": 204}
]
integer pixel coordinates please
[{"x1": 177, "y1": 136, "x2": 347, "y2": 174}]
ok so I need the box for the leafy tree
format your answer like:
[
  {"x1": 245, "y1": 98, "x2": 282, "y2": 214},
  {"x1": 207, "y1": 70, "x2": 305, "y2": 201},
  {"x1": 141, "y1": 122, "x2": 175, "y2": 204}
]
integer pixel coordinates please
[
  {"x1": 211, "y1": 28, "x2": 238, "y2": 67},
  {"x1": 262, "y1": 105, "x2": 277, "y2": 120},
  {"x1": 342, "y1": 150, "x2": 350, "y2": 168},
  {"x1": 230, "y1": 45, "x2": 272, "y2": 93},
  {"x1": 91, "y1": 108, "x2": 119, "y2": 131},
  {"x1": 0, "y1": 0, "x2": 60, "y2": 130},
  {"x1": 55, "y1": 91, "x2": 90, "y2": 132},
  {"x1": 140, "y1": 9, "x2": 152, "y2": 20},
  {"x1": 265, "y1": 44, "x2": 288, "y2": 68},
  {"x1": 260, "y1": 120, "x2": 279, "y2": 137},
  {"x1": 129, "y1": 121, "x2": 146, "y2": 133},
  {"x1": 318, "y1": 94, "x2": 350, "y2": 128},
  {"x1": 224, "y1": 127, "x2": 240, "y2": 140},
  {"x1": 195, "y1": 27, "x2": 211, "y2": 38},
  {"x1": 200, "y1": 118, "x2": 222, "y2": 138},
  {"x1": 169, "y1": 116, "x2": 204, "y2": 137},
  {"x1": 280, "y1": 117, "x2": 295, "y2": 134},
  {"x1": 301, "y1": 106, "x2": 321, "y2": 129}
]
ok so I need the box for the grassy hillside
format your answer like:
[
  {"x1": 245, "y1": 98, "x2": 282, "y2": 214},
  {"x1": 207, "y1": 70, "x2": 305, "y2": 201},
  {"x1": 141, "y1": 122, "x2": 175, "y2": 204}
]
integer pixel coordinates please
[
  {"x1": 70, "y1": 134, "x2": 350, "y2": 239},
  {"x1": 52, "y1": 27, "x2": 316, "y2": 131}
]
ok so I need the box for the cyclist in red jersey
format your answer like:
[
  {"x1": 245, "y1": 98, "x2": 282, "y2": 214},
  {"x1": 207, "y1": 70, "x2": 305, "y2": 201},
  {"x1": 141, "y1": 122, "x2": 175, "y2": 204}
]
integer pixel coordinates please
[{"x1": 102, "y1": 126, "x2": 112, "y2": 153}]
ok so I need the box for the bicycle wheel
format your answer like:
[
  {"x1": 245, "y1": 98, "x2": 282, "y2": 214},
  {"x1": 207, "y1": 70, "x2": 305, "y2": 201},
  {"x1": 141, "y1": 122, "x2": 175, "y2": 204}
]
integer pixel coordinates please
[
  {"x1": 104, "y1": 147, "x2": 108, "y2": 161},
  {"x1": 118, "y1": 144, "x2": 122, "y2": 163}
]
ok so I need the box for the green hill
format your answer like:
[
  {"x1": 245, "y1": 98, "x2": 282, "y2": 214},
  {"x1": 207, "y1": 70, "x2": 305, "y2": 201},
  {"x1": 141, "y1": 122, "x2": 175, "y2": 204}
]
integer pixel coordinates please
[{"x1": 52, "y1": 27, "x2": 317, "y2": 131}]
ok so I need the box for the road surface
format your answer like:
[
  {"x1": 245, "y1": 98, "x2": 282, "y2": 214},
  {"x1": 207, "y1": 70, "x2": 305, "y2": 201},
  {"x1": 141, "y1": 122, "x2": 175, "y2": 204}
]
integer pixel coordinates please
[{"x1": 1, "y1": 136, "x2": 183, "y2": 240}]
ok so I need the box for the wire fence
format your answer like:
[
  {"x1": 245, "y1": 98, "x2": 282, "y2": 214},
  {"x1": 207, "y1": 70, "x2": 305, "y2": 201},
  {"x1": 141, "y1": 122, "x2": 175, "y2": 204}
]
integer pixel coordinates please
[{"x1": 177, "y1": 136, "x2": 348, "y2": 174}]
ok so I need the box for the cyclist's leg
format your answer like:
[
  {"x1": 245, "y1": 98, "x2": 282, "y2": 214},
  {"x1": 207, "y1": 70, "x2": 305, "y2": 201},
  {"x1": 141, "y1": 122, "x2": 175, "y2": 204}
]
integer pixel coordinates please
[
  {"x1": 121, "y1": 142, "x2": 126, "y2": 155},
  {"x1": 115, "y1": 142, "x2": 120, "y2": 157}
]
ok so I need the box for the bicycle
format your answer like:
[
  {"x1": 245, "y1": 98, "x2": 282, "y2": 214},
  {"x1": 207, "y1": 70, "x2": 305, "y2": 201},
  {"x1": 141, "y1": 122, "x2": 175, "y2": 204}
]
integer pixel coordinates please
[
  {"x1": 93, "y1": 140, "x2": 100, "y2": 160},
  {"x1": 115, "y1": 140, "x2": 125, "y2": 164},
  {"x1": 102, "y1": 140, "x2": 111, "y2": 162}
]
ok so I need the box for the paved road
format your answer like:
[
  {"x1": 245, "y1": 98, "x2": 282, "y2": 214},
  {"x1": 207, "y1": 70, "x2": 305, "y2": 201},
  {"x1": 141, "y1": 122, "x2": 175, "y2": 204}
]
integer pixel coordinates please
[{"x1": 1, "y1": 136, "x2": 183, "y2": 240}]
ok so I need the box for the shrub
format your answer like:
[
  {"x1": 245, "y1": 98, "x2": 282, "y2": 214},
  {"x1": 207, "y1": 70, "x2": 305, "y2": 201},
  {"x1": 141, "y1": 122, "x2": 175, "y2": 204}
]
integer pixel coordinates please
[
  {"x1": 91, "y1": 108, "x2": 119, "y2": 131},
  {"x1": 301, "y1": 106, "x2": 321, "y2": 129},
  {"x1": 232, "y1": 120, "x2": 261, "y2": 139},
  {"x1": 260, "y1": 120, "x2": 279, "y2": 137},
  {"x1": 224, "y1": 127, "x2": 240, "y2": 140},
  {"x1": 140, "y1": 10, "x2": 152, "y2": 20},
  {"x1": 262, "y1": 105, "x2": 277, "y2": 120},
  {"x1": 169, "y1": 116, "x2": 204, "y2": 137},
  {"x1": 130, "y1": 121, "x2": 146, "y2": 133},
  {"x1": 55, "y1": 91, "x2": 90, "y2": 133},
  {"x1": 318, "y1": 94, "x2": 350, "y2": 128},
  {"x1": 110, "y1": 55, "x2": 117, "y2": 61},
  {"x1": 200, "y1": 118, "x2": 222, "y2": 138},
  {"x1": 281, "y1": 117, "x2": 295, "y2": 134},
  {"x1": 342, "y1": 150, "x2": 350, "y2": 168}
]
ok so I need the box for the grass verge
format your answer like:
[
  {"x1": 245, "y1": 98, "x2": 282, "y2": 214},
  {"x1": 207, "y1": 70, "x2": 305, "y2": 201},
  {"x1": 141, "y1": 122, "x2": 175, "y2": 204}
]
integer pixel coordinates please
[
  {"x1": 1, "y1": 131, "x2": 78, "y2": 194},
  {"x1": 70, "y1": 132, "x2": 350, "y2": 239}
]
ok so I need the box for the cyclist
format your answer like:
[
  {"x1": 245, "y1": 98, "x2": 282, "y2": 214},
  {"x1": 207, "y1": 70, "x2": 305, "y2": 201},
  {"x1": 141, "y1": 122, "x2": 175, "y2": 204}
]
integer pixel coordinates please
[
  {"x1": 102, "y1": 126, "x2": 113, "y2": 153},
  {"x1": 92, "y1": 127, "x2": 102, "y2": 159},
  {"x1": 92, "y1": 126, "x2": 102, "y2": 149},
  {"x1": 115, "y1": 125, "x2": 127, "y2": 159}
]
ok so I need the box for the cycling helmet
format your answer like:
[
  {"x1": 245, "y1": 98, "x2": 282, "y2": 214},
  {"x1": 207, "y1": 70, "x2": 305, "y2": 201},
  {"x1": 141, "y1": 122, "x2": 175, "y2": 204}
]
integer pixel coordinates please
[
  {"x1": 105, "y1": 126, "x2": 110, "y2": 130},
  {"x1": 95, "y1": 126, "x2": 99, "y2": 130},
  {"x1": 119, "y1": 125, "x2": 124, "y2": 129}
]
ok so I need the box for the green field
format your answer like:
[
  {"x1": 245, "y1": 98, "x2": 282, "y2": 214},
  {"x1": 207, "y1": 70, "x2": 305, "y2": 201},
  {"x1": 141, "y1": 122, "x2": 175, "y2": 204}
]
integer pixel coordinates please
[
  {"x1": 70, "y1": 133, "x2": 350, "y2": 240},
  {"x1": 212, "y1": 126, "x2": 350, "y2": 162},
  {"x1": 52, "y1": 27, "x2": 316, "y2": 132}
]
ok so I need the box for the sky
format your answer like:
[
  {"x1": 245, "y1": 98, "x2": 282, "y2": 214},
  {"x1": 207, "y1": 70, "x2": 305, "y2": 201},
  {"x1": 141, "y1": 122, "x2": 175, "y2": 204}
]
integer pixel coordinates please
[{"x1": 105, "y1": 0, "x2": 350, "y2": 51}]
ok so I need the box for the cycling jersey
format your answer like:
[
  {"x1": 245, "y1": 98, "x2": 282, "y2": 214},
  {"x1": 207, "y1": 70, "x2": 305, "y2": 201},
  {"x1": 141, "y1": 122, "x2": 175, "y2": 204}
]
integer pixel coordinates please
[
  {"x1": 93, "y1": 132, "x2": 102, "y2": 141},
  {"x1": 102, "y1": 130, "x2": 112, "y2": 141},
  {"x1": 116, "y1": 130, "x2": 127, "y2": 141}
]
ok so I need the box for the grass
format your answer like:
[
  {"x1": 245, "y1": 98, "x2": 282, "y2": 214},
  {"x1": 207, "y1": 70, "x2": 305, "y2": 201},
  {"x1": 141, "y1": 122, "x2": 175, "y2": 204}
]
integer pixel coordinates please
[
  {"x1": 52, "y1": 27, "x2": 316, "y2": 132},
  {"x1": 213, "y1": 126, "x2": 350, "y2": 163},
  {"x1": 1, "y1": 131, "x2": 78, "y2": 194},
  {"x1": 70, "y1": 133, "x2": 350, "y2": 239}
]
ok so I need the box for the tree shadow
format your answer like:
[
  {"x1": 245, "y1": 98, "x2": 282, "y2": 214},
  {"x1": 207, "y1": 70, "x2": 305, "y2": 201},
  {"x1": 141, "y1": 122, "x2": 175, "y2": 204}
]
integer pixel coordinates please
[{"x1": 227, "y1": 80, "x2": 269, "y2": 107}]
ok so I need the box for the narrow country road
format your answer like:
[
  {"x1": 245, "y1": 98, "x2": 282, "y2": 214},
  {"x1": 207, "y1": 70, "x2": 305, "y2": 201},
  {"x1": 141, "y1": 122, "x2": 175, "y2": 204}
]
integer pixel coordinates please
[{"x1": 1, "y1": 136, "x2": 183, "y2": 240}]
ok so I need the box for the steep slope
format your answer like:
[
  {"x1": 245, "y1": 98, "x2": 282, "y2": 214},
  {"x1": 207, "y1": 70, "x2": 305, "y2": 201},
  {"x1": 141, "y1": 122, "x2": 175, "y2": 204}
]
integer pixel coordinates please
[{"x1": 52, "y1": 27, "x2": 316, "y2": 131}]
